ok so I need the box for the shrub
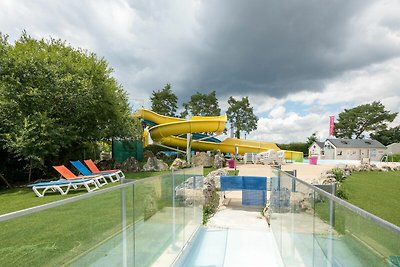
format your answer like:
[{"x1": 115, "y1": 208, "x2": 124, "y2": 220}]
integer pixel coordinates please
[{"x1": 331, "y1": 168, "x2": 345, "y2": 182}]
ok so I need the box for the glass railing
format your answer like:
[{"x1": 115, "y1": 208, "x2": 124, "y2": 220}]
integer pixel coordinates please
[
  {"x1": 0, "y1": 166, "x2": 204, "y2": 267},
  {"x1": 271, "y1": 168, "x2": 400, "y2": 267}
]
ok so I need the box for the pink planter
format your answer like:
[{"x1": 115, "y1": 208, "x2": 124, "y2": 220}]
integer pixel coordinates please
[
  {"x1": 309, "y1": 156, "x2": 318, "y2": 165},
  {"x1": 228, "y1": 159, "x2": 236, "y2": 168}
]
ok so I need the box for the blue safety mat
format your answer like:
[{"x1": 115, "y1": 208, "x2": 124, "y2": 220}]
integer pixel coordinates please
[
  {"x1": 220, "y1": 176, "x2": 243, "y2": 191},
  {"x1": 242, "y1": 190, "x2": 266, "y2": 206},
  {"x1": 221, "y1": 176, "x2": 267, "y2": 191},
  {"x1": 243, "y1": 176, "x2": 266, "y2": 190}
]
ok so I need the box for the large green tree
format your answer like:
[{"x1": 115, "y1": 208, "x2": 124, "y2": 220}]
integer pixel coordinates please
[
  {"x1": 150, "y1": 83, "x2": 178, "y2": 117},
  {"x1": 0, "y1": 33, "x2": 139, "y2": 182},
  {"x1": 306, "y1": 132, "x2": 318, "y2": 148},
  {"x1": 334, "y1": 101, "x2": 398, "y2": 139},
  {"x1": 226, "y1": 96, "x2": 258, "y2": 139},
  {"x1": 370, "y1": 126, "x2": 400, "y2": 146},
  {"x1": 181, "y1": 91, "x2": 221, "y2": 118}
]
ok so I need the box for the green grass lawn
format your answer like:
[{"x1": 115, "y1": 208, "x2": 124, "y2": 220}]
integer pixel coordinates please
[
  {"x1": 341, "y1": 171, "x2": 400, "y2": 226},
  {"x1": 203, "y1": 166, "x2": 239, "y2": 176},
  {"x1": 0, "y1": 171, "x2": 171, "y2": 216},
  {"x1": 0, "y1": 171, "x2": 194, "y2": 266},
  {"x1": 314, "y1": 171, "x2": 400, "y2": 260}
]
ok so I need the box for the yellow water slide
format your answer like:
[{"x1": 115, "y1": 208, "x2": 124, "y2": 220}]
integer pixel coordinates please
[{"x1": 134, "y1": 108, "x2": 303, "y2": 161}]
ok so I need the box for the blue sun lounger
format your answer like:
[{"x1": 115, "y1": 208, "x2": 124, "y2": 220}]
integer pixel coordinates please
[
  {"x1": 28, "y1": 178, "x2": 98, "y2": 197},
  {"x1": 70, "y1": 160, "x2": 120, "y2": 183}
]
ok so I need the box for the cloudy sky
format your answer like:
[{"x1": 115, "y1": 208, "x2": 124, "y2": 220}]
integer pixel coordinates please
[{"x1": 1, "y1": 0, "x2": 400, "y2": 143}]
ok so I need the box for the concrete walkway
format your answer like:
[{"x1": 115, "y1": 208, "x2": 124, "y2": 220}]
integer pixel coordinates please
[{"x1": 178, "y1": 163, "x2": 337, "y2": 267}]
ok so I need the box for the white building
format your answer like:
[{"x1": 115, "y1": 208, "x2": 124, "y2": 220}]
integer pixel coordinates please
[
  {"x1": 309, "y1": 138, "x2": 386, "y2": 161},
  {"x1": 386, "y1": 143, "x2": 400, "y2": 155}
]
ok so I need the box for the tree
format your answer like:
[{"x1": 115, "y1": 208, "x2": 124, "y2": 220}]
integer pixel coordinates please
[
  {"x1": 226, "y1": 96, "x2": 258, "y2": 139},
  {"x1": 150, "y1": 83, "x2": 178, "y2": 117},
  {"x1": 334, "y1": 101, "x2": 398, "y2": 139},
  {"x1": 370, "y1": 126, "x2": 400, "y2": 145},
  {"x1": 0, "y1": 32, "x2": 138, "y2": 182},
  {"x1": 306, "y1": 132, "x2": 318, "y2": 148},
  {"x1": 181, "y1": 91, "x2": 221, "y2": 118}
]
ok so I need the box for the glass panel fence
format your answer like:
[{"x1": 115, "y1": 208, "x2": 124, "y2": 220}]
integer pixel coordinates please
[
  {"x1": 0, "y1": 166, "x2": 204, "y2": 267},
  {"x1": 271, "y1": 168, "x2": 400, "y2": 267}
]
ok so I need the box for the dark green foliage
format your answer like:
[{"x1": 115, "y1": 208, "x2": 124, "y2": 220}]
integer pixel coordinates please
[
  {"x1": 277, "y1": 142, "x2": 308, "y2": 154},
  {"x1": 226, "y1": 96, "x2": 258, "y2": 139},
  {"x1": 370, "y1": 125, "x2": 400, "y2": 146},
  {"x1": 334, "y1": 101, "x2": 398, "y2": 139},
  {"x1": 306, "y1": 132, "x2": 318, "y2": 148},
  {"x1": 0, "y1": 32, "x2": 140, "y2": 183},
  {"x1": 181, "y1": 91, "x2": 221, "y2": 118},
  {"x1": 331, "y1": 167, "x2": 345, "y2": 182},
  {"x1": 150, "y1": 83, "x2": 178, "y2": 117},
  {"x1": 336, "y1": 185, "x2": 348, "y2": 200}
]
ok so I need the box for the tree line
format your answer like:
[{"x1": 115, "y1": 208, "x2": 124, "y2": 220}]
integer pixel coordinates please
[
  {"x1": 306, "y1": 101, "x2": 399, "y2": 147},
  {"x1": 150, "y1": 84, "x2": 258, "y2": 139},
  {"x1": 0, "y1": 33, "x2": 140, "y2": 184}
]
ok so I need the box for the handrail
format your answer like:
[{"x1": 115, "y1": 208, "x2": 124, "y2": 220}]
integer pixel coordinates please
[{"x1": 274, "y1": 167, "x2": 400, "y2": 235}]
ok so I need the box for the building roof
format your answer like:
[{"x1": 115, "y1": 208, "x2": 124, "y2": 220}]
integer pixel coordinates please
[
  {"x1": 326, "y1": 138, "x2": 386, "y2": 149},
  {"x1": 315, "y1": 141, "x2": 324, "y2": 148}
]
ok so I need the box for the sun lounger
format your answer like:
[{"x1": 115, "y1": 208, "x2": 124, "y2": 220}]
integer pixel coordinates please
[
  {"x1": 53, "y1": 165, "x2": 108, "y2": 187},
  {"x1": 70, "y1": 160, "x2": 119, "y2": 183},
  {"x1": 84, "y1": 159, "x2": 125, "y2": 180},
  {"x1": 28, "y1": 178, "x2": 98, "y2": 197}
]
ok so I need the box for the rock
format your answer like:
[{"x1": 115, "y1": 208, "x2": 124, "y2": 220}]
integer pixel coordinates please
[
  {"x1": 118, "y1": 157, "x2": 140, "y2": 173},
  {"x1": 169, "y1": 158, "x2": 187, "y2": 170},
  {"x1": 96, "y1": 159, "x2": 116, "y2": 171},
  {"x1": 322, "y1": 177, "x2": 337, "y2": 184},
  {"x1": 192, "y1": 152, "x2": 213, "y2": 167},
  {"x1": 204, "y1": 168, "x2": 227, "y2": 190},
  {"x1": 143, "y1": 193, "x2": 158, "y2": 220},
  {"x1": 143, "y1": 156, "x2": 168, "y2": 171},
  {"x1": 143, "y1": 150, "x2": 155, "y2": 160},
  {"x1": 203, "y1": 179, "x2": 220, "y2": 208},
  {"x1": 175, "y1": 176, "x2": 204, "y2": 205},
  {"x1": 213, "y1": 151, "x2": 225, "y2": 169}
]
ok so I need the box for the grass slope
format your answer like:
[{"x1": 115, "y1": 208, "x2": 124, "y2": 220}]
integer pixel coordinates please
[
  {"x1": 342, "y1": 171, "x2": 400, "y2": 226},
  {"x1": 0, "y1": 171, "x2": 190, "y2": 266}
]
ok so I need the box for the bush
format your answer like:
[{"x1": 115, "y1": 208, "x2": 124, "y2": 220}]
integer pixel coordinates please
[
  {"x1": 336, "y1": 185, "x2": 348, "y2": 200},
  {"x1": 390, "y1": 153, "x2": 400, "y2": 162},
  {"x1": 331, "y1": 168, "x2": 345, "y2": 182}
]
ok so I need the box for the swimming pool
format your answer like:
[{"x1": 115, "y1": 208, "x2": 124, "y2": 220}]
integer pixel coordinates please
[{"x1": 302, "y1": 159, "x2": 376, "y2": 165}]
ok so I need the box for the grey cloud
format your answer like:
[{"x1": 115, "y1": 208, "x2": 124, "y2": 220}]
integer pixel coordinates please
[
  {"x1": 1, "y1": 0, "x2": 399, "y2": 107},
  {"x1": 174, "y1": 0, "x2": 400, "y2": 100}
]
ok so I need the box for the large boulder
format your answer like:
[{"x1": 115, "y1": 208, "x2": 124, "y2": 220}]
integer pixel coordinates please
[
  {"x1": 118, "y1": 157, "x2": 140, "y2": 173},
  {"x1": 143, "y1": 150, "x2": 155, "y2": 160},
  {"x1": 192, "y1": 152, "x2": 213, "y2": 167},
  {"x1": 204, "y1": 168, "x2": 227, "y2": 190},
  {"x1": 213, "y1": 152, "x2": 225, "y2": 169},
  {"x1": 143, "y1": 156, "x2": 168, "y2": 172},
  {"x1": 96, "y1": 159, "x2": 116, "y2": 171},
  {"x1": 169, "y1": 158, "x2": 187, "y2": 171}
]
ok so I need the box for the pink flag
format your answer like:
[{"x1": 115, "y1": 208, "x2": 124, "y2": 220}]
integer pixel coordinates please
[{"x1": 329, "y1": 116, "x2": 335, "y2": 136}]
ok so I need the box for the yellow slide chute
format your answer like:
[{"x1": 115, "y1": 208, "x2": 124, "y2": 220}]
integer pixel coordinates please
[{"x1": 134, "y1": 108, "x2": 303, "y2": 161}]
